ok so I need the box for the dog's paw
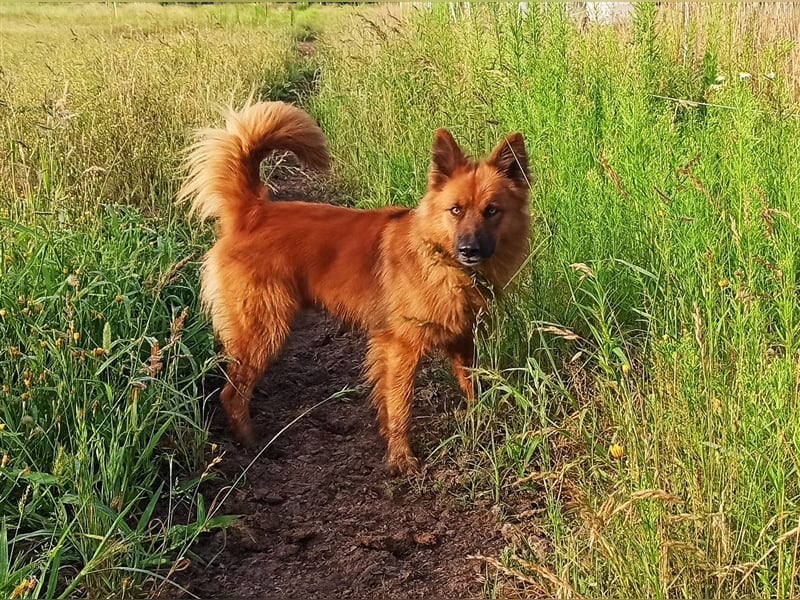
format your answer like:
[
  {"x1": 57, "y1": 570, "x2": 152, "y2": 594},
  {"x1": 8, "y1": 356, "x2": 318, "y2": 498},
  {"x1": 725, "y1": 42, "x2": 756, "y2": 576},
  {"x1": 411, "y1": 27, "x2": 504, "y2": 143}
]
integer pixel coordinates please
[
  {"x1": 232, "y1": 423, "x2": 256, "y2": 448},
  {"x1": 387, "y1": 452, "x2": 421, "y2": 477}
]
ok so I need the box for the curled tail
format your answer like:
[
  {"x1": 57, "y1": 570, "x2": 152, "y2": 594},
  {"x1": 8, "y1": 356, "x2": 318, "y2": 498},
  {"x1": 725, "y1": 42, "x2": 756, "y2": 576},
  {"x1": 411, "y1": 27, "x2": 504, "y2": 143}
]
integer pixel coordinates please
[{"x1": 178, "y1": 100, "x2": 330, "y2": 234}]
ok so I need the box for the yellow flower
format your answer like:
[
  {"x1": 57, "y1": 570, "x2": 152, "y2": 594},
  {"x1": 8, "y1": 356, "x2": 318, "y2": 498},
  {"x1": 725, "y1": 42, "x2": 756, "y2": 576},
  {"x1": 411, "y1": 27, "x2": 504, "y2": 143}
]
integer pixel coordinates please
[
  {"x1": 0, "y1": 308, "x2": 6, "y2": 319},
  {"x1": 73, "y1": 332, "x2": 81, "y2": 342},
  {"x1": 23, "y1": 378, "x2": 31, "y2": 389},
  {"x1": 0, "y1": 423, "x2": 5, "y2": 431},
  {"x1": 21, "y1": 307, "x2": 30, "y2": 316},
  {"x1": 1, "y1": 453, "x2": 10, "y2": 468},
  {"x1": 40, "y1": 340, "x2": 48, "y2": 349},
  {"x1": 115, "y1": 294, "x2": 125, "y2": 303},
  {"x1": 621, "y1": 363, "x2": 631, "y2": 376},
  {"x1": 609, "y1": 444, "x2": 625, "y2": 460},
  {"x1": 1, "y1": 385, "x2": 8, "y2": 393},
  {"x1": 718, "y1": 278, "x2": 730, "y2": 289}
]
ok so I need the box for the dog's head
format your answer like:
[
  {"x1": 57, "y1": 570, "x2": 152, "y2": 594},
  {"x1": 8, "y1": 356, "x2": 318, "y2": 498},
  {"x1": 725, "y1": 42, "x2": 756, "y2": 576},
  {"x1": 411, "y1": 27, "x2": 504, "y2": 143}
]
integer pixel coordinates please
[{"x1": 417, "y1": 129, "x2": 531, "y2": 280}]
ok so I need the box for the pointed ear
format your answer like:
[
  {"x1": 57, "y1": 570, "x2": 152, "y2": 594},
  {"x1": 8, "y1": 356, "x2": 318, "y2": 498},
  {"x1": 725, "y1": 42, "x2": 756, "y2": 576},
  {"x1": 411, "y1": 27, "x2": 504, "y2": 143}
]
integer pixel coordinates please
[
  {"x1": 428, "y1": 129, "x2": 467, "y2": 190},
  {"x1": 489, "y1": 133, "x2": 530, "y2": 189}
]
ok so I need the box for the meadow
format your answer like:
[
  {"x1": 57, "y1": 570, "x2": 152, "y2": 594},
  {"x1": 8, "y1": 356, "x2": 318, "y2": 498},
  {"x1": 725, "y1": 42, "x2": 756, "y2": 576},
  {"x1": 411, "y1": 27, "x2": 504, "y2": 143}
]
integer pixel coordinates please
[
  {"x1": 0, "y1": 3, "x2": 327, "y2": 597},
  {"x1": 313, "y1": 3, "x2": 800, "y2": 598},
  {"x1": 2, "y1": 2, "x2": 800, "y2": 599}
]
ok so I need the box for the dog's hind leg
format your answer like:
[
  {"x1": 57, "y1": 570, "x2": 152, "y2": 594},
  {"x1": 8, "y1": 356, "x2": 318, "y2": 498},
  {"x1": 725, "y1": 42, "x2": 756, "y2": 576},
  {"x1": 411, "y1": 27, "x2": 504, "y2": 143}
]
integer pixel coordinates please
[
  {"x1": 216, "y1": 289, "x2": 298, "y2": 446},
  {"x1": 366, "y1": 334, "x2": 423, "y2": 475}
]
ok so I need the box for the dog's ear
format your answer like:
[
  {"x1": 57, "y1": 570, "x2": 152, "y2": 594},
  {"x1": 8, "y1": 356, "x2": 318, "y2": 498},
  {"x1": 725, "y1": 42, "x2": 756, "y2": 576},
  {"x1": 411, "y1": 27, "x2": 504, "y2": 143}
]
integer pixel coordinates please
[
  {"x1": 489, "y1": 133, "x2": 530, "y2": 189},
  {"x1": 428, "y1": 129, "x2": 467, "y2": 190}
]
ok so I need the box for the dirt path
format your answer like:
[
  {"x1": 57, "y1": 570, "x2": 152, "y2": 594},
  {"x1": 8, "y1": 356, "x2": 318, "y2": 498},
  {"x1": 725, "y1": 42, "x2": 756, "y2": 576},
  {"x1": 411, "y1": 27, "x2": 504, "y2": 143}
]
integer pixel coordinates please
[{"x1": 178, "y1": 159, "x2": 505, "y2": 599}]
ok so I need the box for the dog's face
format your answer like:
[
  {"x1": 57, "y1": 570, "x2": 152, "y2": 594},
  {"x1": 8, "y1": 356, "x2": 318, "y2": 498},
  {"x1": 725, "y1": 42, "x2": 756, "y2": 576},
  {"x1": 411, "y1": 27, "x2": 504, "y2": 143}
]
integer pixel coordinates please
[{"x1": 417, "y1": 129, "x2": 531, "y2": 272}]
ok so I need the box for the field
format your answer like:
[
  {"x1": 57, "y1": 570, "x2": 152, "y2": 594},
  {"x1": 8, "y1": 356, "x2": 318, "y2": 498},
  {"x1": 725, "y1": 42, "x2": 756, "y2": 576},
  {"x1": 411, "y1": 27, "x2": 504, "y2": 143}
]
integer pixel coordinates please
[{"x1": 2, "y1": 2, "x2": 800, "y2": 598}]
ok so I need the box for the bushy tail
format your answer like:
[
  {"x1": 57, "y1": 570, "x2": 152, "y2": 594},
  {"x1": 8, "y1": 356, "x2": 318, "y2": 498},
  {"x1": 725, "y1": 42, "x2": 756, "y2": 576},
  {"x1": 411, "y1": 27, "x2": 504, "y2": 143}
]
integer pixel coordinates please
[{"x1": 178, "y1": 100, "x2": 330, "y2": 234}]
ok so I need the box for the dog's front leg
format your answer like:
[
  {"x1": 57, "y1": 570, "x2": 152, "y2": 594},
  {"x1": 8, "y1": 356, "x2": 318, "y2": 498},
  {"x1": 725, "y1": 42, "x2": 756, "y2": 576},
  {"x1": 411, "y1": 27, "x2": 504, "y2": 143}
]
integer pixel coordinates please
[
  {"x1": 367, "y1": 334, "x2": 423, "y2": 475},
  {"x1": 447, "y1": 335, "x2": 476, "y2": 403}
]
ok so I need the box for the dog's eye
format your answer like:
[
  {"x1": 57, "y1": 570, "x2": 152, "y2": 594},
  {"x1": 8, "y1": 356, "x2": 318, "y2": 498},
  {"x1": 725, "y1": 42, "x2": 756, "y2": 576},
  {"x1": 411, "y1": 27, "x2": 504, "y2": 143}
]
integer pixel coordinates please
[
  {"x1": 450, "y1": 206, "x2": 462, "y2": 216},
  {"x1": 485, "y1": 205, "x2": 500, "y2": 216}
]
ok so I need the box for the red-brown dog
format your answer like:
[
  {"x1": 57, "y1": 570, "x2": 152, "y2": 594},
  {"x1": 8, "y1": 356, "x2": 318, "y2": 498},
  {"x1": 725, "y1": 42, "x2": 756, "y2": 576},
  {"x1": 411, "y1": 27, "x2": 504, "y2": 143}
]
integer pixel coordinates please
[{"x1": 179, "y1": 101, "x2": 530, "y2": 474}]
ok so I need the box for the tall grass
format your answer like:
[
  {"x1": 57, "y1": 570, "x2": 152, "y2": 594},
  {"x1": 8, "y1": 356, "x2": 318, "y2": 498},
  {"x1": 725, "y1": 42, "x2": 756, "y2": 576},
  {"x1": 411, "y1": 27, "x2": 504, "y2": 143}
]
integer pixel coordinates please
[
  {"x1": 312, "y1": 4, "x2": 800, "y2": 597},
  {"x1": 0, "y1": 3, "x2": 334, "y2": 597}
]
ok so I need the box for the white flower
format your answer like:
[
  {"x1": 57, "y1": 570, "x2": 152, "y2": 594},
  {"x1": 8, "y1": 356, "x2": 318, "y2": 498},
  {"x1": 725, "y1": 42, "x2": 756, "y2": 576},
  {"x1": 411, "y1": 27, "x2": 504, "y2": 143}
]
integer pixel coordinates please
[{"x1": 739, "y1": 72, "x2": 752, "y2": 80}]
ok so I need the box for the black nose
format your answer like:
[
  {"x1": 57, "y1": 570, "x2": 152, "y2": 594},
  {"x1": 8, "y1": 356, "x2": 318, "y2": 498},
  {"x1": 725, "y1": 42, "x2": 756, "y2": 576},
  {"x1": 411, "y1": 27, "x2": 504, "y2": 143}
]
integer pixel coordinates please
[
  {"x1": 457, "y1": 241, "x2": 483, "y2": 264},
  {"x1": 456, "y1": 232, "x2": 494, "y2": 266}
]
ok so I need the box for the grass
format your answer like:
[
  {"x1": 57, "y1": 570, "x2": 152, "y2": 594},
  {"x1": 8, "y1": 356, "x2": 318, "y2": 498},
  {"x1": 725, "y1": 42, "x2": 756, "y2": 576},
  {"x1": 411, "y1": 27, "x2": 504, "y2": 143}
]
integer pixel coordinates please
[
  {"x1": 0, "y1": 3, "x2": 338, "y2": 597},
  {"x1": 4, "y1": 2, "x2": 800, "y2": 598},
  {"x1": 311, "y1": 4, "x2": 800, "y2": 598}
]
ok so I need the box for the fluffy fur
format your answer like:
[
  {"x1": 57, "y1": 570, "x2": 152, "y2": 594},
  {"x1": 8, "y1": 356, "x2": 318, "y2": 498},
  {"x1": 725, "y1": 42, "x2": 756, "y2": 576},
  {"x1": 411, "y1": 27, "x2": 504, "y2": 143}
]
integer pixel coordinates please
[{"x1": 180, "y1": 101, "x2": 531, "y2": 474}]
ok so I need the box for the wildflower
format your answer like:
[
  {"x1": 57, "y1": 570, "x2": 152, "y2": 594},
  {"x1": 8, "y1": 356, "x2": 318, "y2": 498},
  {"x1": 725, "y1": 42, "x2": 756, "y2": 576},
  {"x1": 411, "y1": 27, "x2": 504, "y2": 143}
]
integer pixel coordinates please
[
  {"x1": 715, "y1": 75, "x2": 726, "y2": 84},
  {"x1": 1, "y1": 454, "x2": 9, "y2": 467},
  {"x1": 621, "y1": 363, "x2": 631, "y2": 376},
  {"x1": 765, "y1": 72, "x2": 776, "y2": 80},
  {"x1": 1, "y1": 385, "x2": 8, "y2": 393},
  {"x1": 718, "y1": 279, "x2": 730, "y2": 289},
  {"x1": 0, "y1": 308, "x2": 6, "y2": 319},
  {"x1": 115, "y1": 294, "x2": 124, "y2": 303},
  {"x1": 0, "y1": 423, "x2": 5, "y2": 431},
  {"x1": 73, "y1": 332, "x2": 81, "y2": 342},
  {"x1": 609, "y1": 444, "x2": 625, "y2": 460},
  {"x1": 739, "y1": 72, "x2": 752, "y2": 80}
]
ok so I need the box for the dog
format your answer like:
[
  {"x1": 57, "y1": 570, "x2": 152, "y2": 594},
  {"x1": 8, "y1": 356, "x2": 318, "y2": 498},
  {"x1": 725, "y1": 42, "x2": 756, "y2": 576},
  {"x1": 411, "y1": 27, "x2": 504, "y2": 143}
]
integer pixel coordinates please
[{"x1": 179, "y1": 101, "x2": 530, "y2": 474}]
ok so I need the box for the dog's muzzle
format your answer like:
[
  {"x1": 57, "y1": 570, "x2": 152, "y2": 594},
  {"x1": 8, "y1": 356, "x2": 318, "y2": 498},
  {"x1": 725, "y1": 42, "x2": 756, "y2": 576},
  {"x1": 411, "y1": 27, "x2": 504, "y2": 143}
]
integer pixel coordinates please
[{"x1": 455, "y1": 232, "x2": 495, "y2": 267}]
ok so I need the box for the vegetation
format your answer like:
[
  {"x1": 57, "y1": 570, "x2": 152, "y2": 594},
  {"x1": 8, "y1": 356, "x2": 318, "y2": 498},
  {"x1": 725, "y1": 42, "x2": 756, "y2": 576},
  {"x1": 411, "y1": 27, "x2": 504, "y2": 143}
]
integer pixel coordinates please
[
  {"x1": 312, "y1": 4, "x2": 800, "y2": 598},
  {"x1": 3, "y1": 2, "x2": 800, "y2": 598},
  {"x1": 0, "y1": 3, "x2": 330, "y2": 597}
]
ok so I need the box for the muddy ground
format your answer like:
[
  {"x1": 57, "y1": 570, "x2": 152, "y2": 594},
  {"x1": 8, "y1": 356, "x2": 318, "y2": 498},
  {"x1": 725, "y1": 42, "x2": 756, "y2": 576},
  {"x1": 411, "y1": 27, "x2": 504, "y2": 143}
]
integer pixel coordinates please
[{"x1": 176, "y1": 162, "x2": 507, "y2": 599}]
